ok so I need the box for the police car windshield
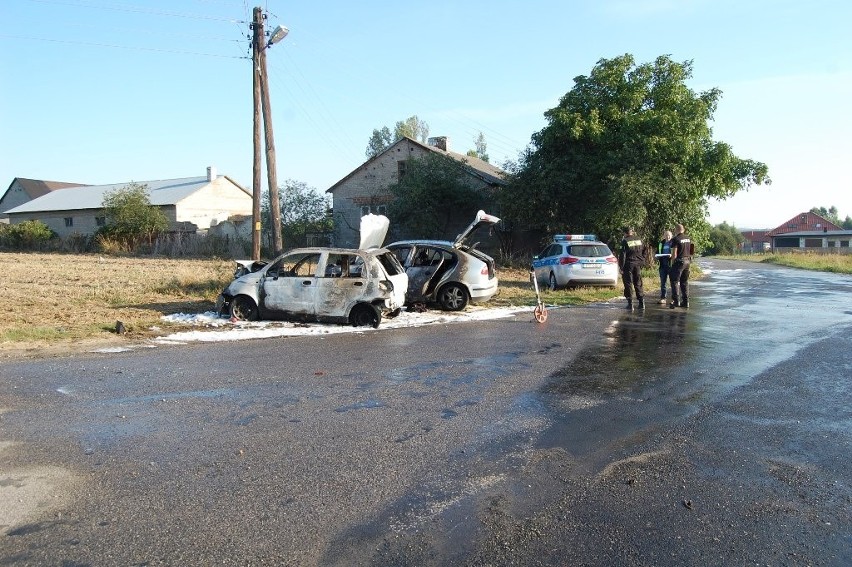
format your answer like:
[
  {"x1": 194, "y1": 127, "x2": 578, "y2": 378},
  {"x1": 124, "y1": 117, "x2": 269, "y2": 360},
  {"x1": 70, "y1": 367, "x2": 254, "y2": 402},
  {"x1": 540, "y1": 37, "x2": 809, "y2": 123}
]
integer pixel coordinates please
[{"x1": 568, "y1": 244, "x2": 611, "y2": 257}]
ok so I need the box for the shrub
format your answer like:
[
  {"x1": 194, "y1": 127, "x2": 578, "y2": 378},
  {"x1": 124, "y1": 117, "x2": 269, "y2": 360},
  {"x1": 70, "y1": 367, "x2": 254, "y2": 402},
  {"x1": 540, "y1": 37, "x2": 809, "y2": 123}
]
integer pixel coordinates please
[{"x1": 1, "y1": 220, "x2": 57, "y2": 250}]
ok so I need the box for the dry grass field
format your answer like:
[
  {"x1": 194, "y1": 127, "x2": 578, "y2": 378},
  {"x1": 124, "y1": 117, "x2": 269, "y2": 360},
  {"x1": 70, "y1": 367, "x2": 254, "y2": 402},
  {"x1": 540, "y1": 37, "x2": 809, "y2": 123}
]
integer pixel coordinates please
[
  {"x1": 0, "y1": 252, "x2": 233, "y2": 357},
  {"x1": 0, "y1": 252, "x2": 640, "y2": 358}
]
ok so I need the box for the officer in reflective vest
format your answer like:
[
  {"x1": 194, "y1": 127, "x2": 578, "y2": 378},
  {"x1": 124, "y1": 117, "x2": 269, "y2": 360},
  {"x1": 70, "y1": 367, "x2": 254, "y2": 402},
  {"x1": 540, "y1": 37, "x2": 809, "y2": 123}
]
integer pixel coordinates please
[
  {"x1": 619, "y1": 227, "x2": 646, "y2": 310},
  {"x1": 668, "y1": 223, "x2": 693, "y2": 309}
]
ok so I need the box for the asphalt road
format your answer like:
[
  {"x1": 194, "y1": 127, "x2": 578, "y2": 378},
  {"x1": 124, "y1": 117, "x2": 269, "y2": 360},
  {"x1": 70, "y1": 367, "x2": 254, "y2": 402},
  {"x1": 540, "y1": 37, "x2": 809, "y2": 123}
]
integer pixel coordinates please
[{"x1": 1, "y1": 258, "x2": 850, "y2": 566}]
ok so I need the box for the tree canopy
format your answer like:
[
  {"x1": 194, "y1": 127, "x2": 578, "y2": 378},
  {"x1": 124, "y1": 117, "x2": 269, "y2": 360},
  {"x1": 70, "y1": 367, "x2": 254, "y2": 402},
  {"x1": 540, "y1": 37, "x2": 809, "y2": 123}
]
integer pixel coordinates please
[
  {"x1": 386, "y1": 153, "x2": 483, "y2": 238},
  {"x1": 810, "y1": 205, "x2": 852, "y2": 229},
  {"x1": 466, "y1": 132, "x2": 489, "y2": 163},
  {"x1": 264, "y1": 180, "x2": 331, "y2": 248},
  {"x1": 365, "y1": 115, "x2": 430, "y2": 157},
  {"x1": 500, "y1": 54, "x2": 770, "y2": 249},
  {"x1": 705, "y1": 222, "x2": 744, "y2": 255}
]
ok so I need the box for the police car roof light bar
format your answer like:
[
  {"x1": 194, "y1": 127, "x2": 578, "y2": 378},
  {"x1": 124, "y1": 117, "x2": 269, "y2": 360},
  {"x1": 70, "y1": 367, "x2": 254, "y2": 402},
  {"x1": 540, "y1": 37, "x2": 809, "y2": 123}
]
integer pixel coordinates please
[{"x1": 553, "y1": 234, "x2": 597, "y2": 242}]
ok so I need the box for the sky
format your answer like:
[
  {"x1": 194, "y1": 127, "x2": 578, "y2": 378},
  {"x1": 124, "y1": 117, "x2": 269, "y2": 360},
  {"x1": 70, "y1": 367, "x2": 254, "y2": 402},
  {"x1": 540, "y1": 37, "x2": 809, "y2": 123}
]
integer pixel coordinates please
[{"x1": 2, "y1": 0, "x2": 851, "y2": 230}]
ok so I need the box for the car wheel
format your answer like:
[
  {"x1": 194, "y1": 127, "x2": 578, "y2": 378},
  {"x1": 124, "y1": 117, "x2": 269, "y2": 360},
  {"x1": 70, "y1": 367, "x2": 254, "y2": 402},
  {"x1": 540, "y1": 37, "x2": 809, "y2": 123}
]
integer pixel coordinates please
[
  {"x1": 349, "y1": 304, "x2": 380, "y2": 328},
  {"x1": 230, "y1": 295, "x2": 258, "y2": 321},
  {"x1": 438, "y1": 283, "x2": 468, "y2": 311},
  {"x1": 548, "y1": 272, "x2": 558, "y2": 291}
]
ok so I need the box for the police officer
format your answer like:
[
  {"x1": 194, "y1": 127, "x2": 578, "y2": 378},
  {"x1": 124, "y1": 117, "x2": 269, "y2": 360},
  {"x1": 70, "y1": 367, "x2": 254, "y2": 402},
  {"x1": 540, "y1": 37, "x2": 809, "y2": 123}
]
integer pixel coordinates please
[
  {"x1": 668, "y1": 223, "x2": 693, "y2": 308},
  {"x1": 657, "y1": 229, "x2": 673, "y2": 304},
  {"x1": 619, "y1": 226, "x2": 646, "y2": 310}
]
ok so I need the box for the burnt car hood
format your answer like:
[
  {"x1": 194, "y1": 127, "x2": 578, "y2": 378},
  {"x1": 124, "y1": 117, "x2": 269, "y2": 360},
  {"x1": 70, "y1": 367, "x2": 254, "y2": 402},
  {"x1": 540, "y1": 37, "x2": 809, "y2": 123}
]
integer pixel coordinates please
[{"x1": 360, "y1": 213, "x2": 390, "y2": 250}]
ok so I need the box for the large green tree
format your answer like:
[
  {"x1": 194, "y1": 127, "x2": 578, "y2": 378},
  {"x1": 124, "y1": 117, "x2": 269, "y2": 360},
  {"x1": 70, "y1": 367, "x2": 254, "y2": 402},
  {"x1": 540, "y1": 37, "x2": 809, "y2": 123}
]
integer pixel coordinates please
[
  {"x1": 501, "y1": 54, "x2": 769, "y2": 250},
  {"x1": 99, "y1": 182, "x2": 169, "y2": 249},
  {"x1": 705, "y1": 222, "x2": 744, "y2": 255},
  {"x1": 264, "y1": 180, "x2": 332, "y2": 248},
  {"x1": 365, "y1": 115, "x2": 430, "y2": 157},
  {"x1": 386, "y1": 153, "x2": 484, "y2": 238}
]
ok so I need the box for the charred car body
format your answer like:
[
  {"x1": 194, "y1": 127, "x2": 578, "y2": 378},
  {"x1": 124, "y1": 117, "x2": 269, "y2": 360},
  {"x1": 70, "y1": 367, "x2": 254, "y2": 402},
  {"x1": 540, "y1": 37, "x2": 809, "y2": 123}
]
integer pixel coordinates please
[
  {"x1": 387, "y1": 210, "x2": 501, "y2": 311},
  {"x1": 216, "y1": 215, "x2": 407, "y2": 328}
]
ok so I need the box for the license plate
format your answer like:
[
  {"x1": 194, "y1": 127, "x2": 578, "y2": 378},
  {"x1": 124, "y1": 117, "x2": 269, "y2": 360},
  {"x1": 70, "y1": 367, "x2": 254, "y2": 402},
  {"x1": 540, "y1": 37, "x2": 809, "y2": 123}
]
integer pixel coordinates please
[{"x1": 581, "y1": 262, "x2": 600, "y2": 269}]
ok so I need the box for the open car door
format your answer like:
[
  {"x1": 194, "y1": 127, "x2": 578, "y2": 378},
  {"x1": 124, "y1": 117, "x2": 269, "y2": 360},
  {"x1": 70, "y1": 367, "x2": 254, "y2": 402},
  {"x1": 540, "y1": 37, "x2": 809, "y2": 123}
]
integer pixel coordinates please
[{"x1": 406, "y1": 246, "x2": 445, "y2": 301}]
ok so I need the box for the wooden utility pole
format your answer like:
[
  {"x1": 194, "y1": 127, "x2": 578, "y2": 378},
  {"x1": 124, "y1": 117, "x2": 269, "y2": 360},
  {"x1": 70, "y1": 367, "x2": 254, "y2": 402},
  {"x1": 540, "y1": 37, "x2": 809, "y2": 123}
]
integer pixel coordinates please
[
  {"x1": 251, "y1": 6, "x2": 284, "y2": 259},
  {"x1": 259, "y1": 34, "x2": 283, "y2": 254},
  {"x1": 251, "y1": 7, "x2": 263, "y2": 261}
]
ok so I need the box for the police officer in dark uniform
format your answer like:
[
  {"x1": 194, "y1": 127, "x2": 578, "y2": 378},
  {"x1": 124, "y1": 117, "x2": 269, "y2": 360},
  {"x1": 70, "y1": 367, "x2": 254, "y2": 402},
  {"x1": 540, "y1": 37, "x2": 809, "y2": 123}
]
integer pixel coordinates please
[
  {"x1": 668, "y1": 223, "x2": 693, "y2": 309},
  {"x1": 618, "y1": 226, "x2": 646, "y2": 310}
]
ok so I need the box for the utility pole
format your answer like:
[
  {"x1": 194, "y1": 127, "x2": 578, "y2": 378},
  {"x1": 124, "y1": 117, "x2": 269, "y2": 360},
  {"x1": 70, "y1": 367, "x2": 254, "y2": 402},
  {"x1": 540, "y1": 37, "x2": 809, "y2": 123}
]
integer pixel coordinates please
[
  {"x1": 251, "y1": 7, "x2": 263, "y2": 261},
  {"x1": 259, "y1": 30, "x2": 283, "y2": 255},
  {"x1": 251, "y1": 6, "x2": 285, "y2": 259}
]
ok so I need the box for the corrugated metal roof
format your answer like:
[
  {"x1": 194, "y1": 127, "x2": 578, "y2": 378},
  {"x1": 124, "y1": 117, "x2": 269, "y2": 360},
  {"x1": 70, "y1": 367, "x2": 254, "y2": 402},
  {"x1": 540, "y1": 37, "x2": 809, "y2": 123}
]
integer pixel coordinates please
[{"x1": 4, "y1": 176, "x2": 222, "y2": 214}]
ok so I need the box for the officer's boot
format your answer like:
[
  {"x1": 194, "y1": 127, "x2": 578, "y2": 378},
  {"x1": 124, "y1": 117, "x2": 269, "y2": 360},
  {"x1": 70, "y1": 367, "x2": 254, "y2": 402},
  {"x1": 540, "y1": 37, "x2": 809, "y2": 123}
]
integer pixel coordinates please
[
  {"x1": 670, "y1": 293, "x2": 679, "y2": 309},
  {"x1": 626, "y1": 298, "x2": 633, "y2": 310},
  {"x1": 637, "y1": 297, "x2": 645, "y2": 310},
  {"x1": 680, "y1": 295, "x2": 689, "y2": 308}
]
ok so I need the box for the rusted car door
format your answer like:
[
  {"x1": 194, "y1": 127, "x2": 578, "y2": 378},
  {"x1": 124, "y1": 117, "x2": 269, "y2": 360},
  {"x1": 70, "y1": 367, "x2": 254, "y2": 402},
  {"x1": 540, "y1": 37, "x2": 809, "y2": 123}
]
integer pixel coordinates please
[{"x1": 261, "y1": 252, "x2": 321, "y2": 316}]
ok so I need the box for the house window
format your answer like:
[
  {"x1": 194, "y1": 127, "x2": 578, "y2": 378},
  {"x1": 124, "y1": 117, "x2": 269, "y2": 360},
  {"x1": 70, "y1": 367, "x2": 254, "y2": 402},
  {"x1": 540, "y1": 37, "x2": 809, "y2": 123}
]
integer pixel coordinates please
[
  {"x1": 64, "y1": 217, "x2": 73, "y2": 227},
  {"x1": 95, "y1": 217, "x2": 106, "y2": 227},
  {"x1": 360, "y1": 205, "x2": 388, "y2": 217},
  {"x1": 397, "y1": 160, "x2": 407, "y2": 178}
]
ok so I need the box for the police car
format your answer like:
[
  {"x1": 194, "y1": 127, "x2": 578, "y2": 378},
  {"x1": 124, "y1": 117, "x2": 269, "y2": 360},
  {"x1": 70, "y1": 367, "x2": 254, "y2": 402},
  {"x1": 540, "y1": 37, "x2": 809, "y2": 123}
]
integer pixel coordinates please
[{"x1": 531, "y1": 234, "x2": 619, "y2": 290}]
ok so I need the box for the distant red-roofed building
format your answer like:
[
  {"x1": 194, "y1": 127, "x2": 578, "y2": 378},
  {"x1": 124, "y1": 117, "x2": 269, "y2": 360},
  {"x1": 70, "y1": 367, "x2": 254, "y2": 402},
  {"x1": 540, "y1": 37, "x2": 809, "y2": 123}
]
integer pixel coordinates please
[
  {"x1": 740, "y1": 229, "x2": 771, "y2": 252},
  {"x1": 765, "y1": 211, "x2": 842, "y2": 237},
  {"x1": 766, "y1": 212, "x2": 851, "y2": 252}
]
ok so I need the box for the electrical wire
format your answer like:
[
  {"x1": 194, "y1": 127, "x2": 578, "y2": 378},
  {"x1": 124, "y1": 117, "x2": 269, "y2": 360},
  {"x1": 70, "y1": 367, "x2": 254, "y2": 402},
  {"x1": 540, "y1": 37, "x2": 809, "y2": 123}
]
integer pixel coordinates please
[
  {"x1": 26, "y1": 0, "x2": 248, "y2": 23},
  {"x1": 0, "y1": 33, "x2": 248, "y2": 59}
]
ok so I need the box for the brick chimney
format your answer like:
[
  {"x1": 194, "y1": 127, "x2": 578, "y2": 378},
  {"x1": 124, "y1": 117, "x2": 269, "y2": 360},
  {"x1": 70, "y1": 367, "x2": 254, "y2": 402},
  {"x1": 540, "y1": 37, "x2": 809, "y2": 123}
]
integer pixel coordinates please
[
  {"x1": 428, "y1": 136, "x2": 449, "y2": 152},
  {"x1": 207, "y1": 166, "x2": 217, "y2": 181}
]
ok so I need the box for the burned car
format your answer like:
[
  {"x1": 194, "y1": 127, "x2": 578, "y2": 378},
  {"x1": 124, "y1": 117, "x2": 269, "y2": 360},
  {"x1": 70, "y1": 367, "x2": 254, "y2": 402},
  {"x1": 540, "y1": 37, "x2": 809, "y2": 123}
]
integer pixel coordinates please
[
  {"x1": 387, "y1": 210, "x2": 501, "y2": 311},
  {"x1": 216, "y1": 215, "x2": 407, "y2": 328}
]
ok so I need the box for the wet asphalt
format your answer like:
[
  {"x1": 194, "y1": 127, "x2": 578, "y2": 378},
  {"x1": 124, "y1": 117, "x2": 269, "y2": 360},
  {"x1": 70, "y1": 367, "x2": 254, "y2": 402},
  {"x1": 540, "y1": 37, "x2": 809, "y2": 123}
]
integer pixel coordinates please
[{"x1": 0, "y1": 258, "x2": 850, "y2": 566}]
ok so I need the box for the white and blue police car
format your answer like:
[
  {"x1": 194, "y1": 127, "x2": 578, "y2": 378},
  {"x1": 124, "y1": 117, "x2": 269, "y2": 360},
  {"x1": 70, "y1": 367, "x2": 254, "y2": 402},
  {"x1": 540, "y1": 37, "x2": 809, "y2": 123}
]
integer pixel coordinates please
[{"x1": 531, "y1": 234, "x2": 619, "y2": 291}]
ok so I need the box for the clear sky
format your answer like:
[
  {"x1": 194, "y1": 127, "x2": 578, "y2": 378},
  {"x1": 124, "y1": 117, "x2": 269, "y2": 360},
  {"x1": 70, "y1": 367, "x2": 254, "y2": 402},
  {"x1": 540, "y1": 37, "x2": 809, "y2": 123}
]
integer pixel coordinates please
[{"x1": 2, "y1": 0, "x2": 850, "y2": 230}]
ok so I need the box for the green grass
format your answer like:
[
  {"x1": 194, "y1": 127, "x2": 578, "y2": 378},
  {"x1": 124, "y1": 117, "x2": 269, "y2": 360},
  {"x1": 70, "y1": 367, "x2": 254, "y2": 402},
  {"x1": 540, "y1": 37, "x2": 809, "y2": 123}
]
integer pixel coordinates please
[{"x1": 716, "y1": 253, "x2": 852, "y2": 274}]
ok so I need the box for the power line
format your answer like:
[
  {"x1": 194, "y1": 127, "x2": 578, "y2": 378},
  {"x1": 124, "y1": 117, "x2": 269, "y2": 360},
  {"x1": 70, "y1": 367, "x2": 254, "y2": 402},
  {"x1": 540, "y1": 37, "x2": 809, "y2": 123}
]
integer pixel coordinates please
[
  {"x1": 26, "y1": 0, "x2": 248, "y2": 23},
  {"x1": 0, "y1": 33, "x2": 248, "y2": 58}
]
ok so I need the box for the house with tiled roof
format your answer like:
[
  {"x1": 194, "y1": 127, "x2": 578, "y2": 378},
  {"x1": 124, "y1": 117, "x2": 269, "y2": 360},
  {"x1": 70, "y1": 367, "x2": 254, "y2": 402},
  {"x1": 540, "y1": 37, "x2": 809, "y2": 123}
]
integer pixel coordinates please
[
  {"x1": 326, "y1": 136, "x2": 506, "y2": 248},
  {"x1": 3, "y1": 167, "x2": 252, "y2": 238},
  {"x1": 740, "y1": 229, "x2": 771, "y2": 252},
  {"x1": 0, "y1": 178, "x2": 88, "y2": 223},
  {"x1": 766, "y1": 212, "x2": 851, "y2": 252}
]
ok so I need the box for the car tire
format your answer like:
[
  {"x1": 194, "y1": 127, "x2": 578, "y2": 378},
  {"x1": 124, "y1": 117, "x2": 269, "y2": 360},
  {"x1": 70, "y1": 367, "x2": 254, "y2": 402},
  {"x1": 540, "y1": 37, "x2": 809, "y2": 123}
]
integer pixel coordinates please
[
  {"x1": 230, "y1": 295, "x2": 258, "y2": 321},
  {"x1": 437, "y1": 283, "x2": 468, "y2": 311},
  {"x1": 548, "y1": 272, "x2": 558, "y2": 292},
  {"x1": 349, "y1": 303, "x2": 380, "y2": 328}
]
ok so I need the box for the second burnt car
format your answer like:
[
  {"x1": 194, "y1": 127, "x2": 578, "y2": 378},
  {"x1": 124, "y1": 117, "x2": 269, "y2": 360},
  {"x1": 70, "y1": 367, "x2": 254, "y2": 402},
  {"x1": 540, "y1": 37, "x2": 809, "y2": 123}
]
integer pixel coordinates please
[
  {"x1": 386, "y1": 210, "x2": 501, "y2": 311},
  {"x1": 216, "y1": 215, "x2": 407, "y2": 328}
]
